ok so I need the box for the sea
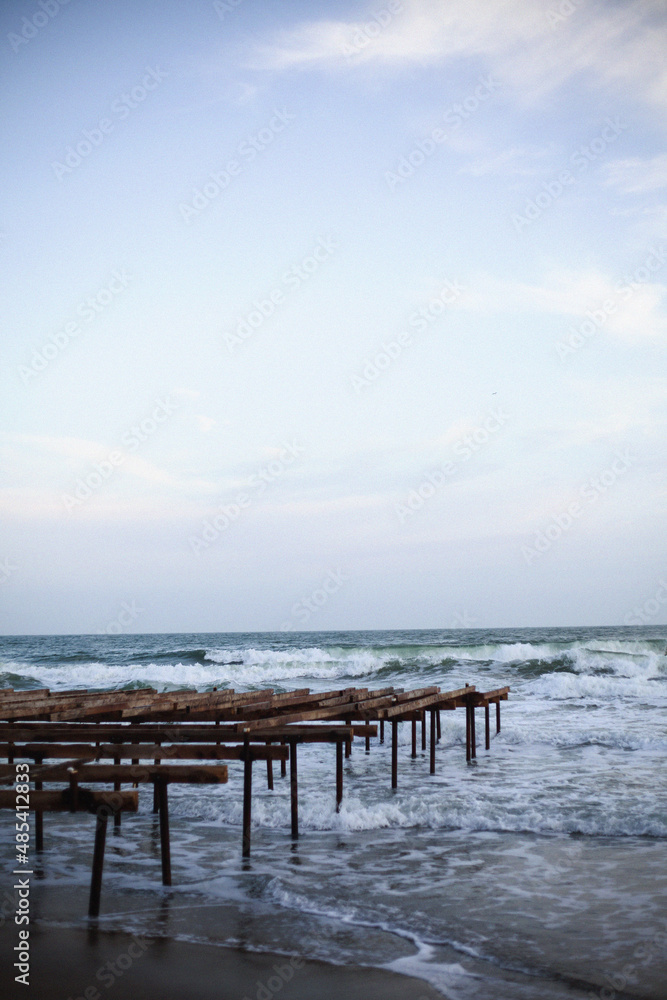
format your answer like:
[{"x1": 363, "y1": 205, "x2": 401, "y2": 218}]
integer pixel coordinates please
[{"x1": 1, "y1": 626, "x2": 666, "y2": 999}]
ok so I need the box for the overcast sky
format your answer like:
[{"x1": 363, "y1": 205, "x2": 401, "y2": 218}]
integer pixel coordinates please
[{"x1": 1, "y1": 0, "x2": 666, "y2": 635}]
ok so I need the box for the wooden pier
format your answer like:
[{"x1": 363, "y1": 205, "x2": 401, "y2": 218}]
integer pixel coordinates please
[{"x1": 0, "y1": 682, "x2": 508, "y2": 915}]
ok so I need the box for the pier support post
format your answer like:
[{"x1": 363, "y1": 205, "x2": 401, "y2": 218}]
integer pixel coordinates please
[
  {"x1": 436, "y1": 709, "x2": 441, "y2": 742},
  {"x1": 153, "y1": 741, "x2": 161, "y2": 812},
  {"x1": 89, "y1": 808, "x2": 109, "y2": 918},
  {"x1": 465, "y1": 702, "x2": 471, "y2": 762},
  {"x1": 114, "y1": 753, "x2": 121, "y2": 828},
  {"x1": 391, "y1": 720, "x2": 398, "y2": 790},
  {"x1": 243, "y1": 748, "x2": 253, "y2": 857},
  {"x1": 35, "y1": 756, "x2": 43, "y2": 851},
  {"x1": 430, "y1": 710, "x2": 436, "y2": 775},
  {"x1": 280, "y1": 739, "x2": 287, "y2": 778},
  {"x1": 496, "y1": 701, "x2": 501, "y2": 733},
  {"x1": 380, "y1": 720, "x2": 384, "y2": 744},
  {"x1": 411, "y1": 718, "x2": 417, "y2": 758},
  {"x1": 289, "y1": 740, "x2": 298, "y2": 839},
  {"x1": 470, "y1": 701, "x2": 476, "y2": 759},
  {"x1": 157, "y1": 777, "x2": 171, "y2": 886},
  {"x1": 266, "y1": 741, "x2": 274, "y2": 791},
  {"x1": 421, "y1": 710, "x2": 427, "y2": 751},
  {"x1": 485, "y1": 704, "x2": 490, "y2": 750},
  {"x1": 336, "y1": 739, "x2": 343, "y2": 813}
]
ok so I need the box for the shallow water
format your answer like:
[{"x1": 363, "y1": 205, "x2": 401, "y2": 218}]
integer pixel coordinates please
[{"x1": 1, "y1": 626, "x2": 666, "y2": 997}]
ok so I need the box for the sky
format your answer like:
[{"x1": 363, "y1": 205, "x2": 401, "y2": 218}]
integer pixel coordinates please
[{"x1": 1, "y1": 0, "x2": 666, "y2": 634}]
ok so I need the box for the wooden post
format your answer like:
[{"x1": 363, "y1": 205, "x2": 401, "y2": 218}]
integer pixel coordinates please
[
  {"x1": 379, "y1": 720, "x2": 384, "y2": 744},
  {"x1": 365, "y1": 731, "x2": 370, "y2": 753},
  {"x1": 280, "y1": 739, "x2": 287, "y2": 777},
  {"x1": 391, "y1": 720, "x2": 398, "y2": 790},
  {"x1": 411, "y1": 718, "x2": 417, "y2": 758},
  {"x1": 421, "y1": 710, "x2": 427, "y2": 751},
  {"x1": 336, "y1": 739, "x2": 343, "y2": 813},
  {"x1": 242, "y1": 747, "x2": 252, "y2": 857},
  {"x1": 289, "y1": 740, "x2": 298, "y2": 839},
  {"x1": 114, "y1": 753, "x2": 121, "y2": 828},
  {"x1": 430, "y1": 710, "x2": 436, "y2": 774},
  {"x1": 465, "y1": 701, "x2": 471, "y2": 762},
  {"x1": 89, "y1": 808, "x2": 109, "y2": 918},
  {"x1": 68, "y1": 769, "x2": 78, "y2": 812},
  {"x1": 436, "y1": 709, "x2": 441, "y2": 742},
  {"x1": 153, "y1": 740, "x2": 161, "y2": 813},
  {"x1": 496, "y1": 700, "x2": 501, "y2": 733},
  {"x1": 266, "y1": 741, "x2": 274, "y2": 791},
  {"x1": 485, "y1": 703, "x2": 490, "y2": 750},
  {"x1": 35, "y1": 755, "x2": 43, "y2": 852},
  {"x1": 470, "y1": 700, "x2": 476, "y2": 759},
  {"x1": 157, "y1": 777, "x2": 171, "y2": 886}
]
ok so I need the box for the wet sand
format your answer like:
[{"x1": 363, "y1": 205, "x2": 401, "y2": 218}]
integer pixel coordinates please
[{"x1": 0, "y1": 923, "x2": 442, "y2": 1000}]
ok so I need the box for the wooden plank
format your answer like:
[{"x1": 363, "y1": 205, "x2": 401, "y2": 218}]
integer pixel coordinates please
[
  {"x1": 0, "y1": 743, "x2": 288, "y2": 762},
  {"x1": 0, "y1": 789, "x2": 138, "y2": 811},
  {"x1": 0, "y1": 763, "x2": 229, "y2": 784},
  {"x1": 381, "y1": 686, "x2": 474, "y2": 718}
]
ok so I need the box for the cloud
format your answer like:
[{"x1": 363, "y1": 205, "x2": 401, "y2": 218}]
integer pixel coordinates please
[
  {"x1": 250, "y1": 0, "x2": 667, "y2": 114},
  {"x1": 605, "y1": 154, "x2": 667, "y2": 193},
  {"x1": 454, "y1": 267, "x2": 667, "y2": 340},
  {"x1": 195, "y1": 414, "x2": 216, "y2": 432}
]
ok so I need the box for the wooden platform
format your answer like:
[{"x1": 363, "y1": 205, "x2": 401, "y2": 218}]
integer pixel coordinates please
[{"x1": 0, "y1": 682, "x2": 509, "y2": 916}]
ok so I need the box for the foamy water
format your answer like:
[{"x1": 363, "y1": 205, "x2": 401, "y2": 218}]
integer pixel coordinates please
[{"x1": 1, "y1": 627, "x2": 666, "y2": 998}]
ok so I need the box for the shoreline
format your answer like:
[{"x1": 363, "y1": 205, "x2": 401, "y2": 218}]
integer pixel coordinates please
[{"x1": 0, "y1": 923, "x2": 444, "y2": 1000}]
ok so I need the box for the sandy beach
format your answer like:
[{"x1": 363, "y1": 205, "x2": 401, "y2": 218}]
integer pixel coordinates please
[{"x1": 0, "y1": 922, "x2": 442, "y2": 1000}]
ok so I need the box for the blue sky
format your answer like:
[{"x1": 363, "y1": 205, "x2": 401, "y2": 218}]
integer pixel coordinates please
[{"x1": 1, "y1": 0, "x2": 665, "y2": 634}]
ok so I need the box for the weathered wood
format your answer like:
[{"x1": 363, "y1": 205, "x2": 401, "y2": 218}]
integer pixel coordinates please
[
  {"x1": 0, "y1": 764, "x2": 229, "y2": 784},
  {"x1": 243, "y1": 745, "x2": 252, "y2": 857},
  {"x1": 411, "y1": 718, "x2": 417, "y2": 758},
  {"x1": 496, "y1": 700, "x2": 501, "y2": 733},
  {"x1": 391, "y1": 720, "x2": 398, "y2": 790},
  {"x1": 157, "y1": 777, "x2": 171, "y2": 886},
  {"x1": 89, "y1": 809, "x2": 108, "y2": 918},
  {"x1": 430, "y1": 710, "x2": 436, "y2": 775},
  {"x1": 289, "y1": 740, "x2": 298, "y2": 838},
  {"x1": 485, "y1": 703, "x2": 490, "y2": 750},
  {"x1": 0, "y1": 789, "x2": 138, "y2": 811},
  {"x1": 336, "y1": 739, "x2": 343, "y2": 812},
  {"x1": 266, "y1": 741, "x2": 274, "y2": 790}
]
